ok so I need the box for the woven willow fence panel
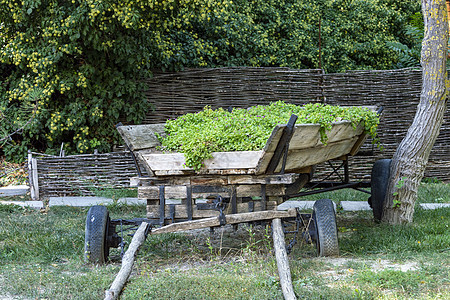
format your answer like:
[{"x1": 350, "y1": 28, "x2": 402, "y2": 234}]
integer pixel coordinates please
[
  {"x1": 34, "y1": 67, "x2": 449, "y2": 199},
  {"x1": 31, "y1": 152, "x2": 148, "y2": 198},
  {"x1": 143, "y1": 68, "x2": 324, "y2": 123}
]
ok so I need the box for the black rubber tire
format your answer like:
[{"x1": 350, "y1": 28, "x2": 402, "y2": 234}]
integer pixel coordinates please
[
  {"x1": 313, "y1": 199, "x2": 339, "y2": 257},
  {"x1": 84, "y1": 205, "x2": 110, "y2": 264},
  {"x1": 370, "y1": 159, "x2": 392, "y2": 221}
]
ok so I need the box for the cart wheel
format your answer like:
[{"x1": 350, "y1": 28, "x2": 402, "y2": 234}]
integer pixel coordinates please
[
  {"x1": 84, "y1": 205, "x2": 111, "y2": 264},
  {"x1": 370, "y1": 159, "x2": 392, "y2": 221},
  {"x1": 312, "y1": 199, "x2": 339, "y2": 257}
]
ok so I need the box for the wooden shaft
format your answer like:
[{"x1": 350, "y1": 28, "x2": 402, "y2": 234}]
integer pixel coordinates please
[
  {"x1": 272, "y1": 218, "x2": 297, "y2": 300},
  {"x1": 151, "y1": 208, "x2": 297, "y2": 235},
  {"x1": 105, "y1": 222, "x2": 150, "y2": 300}
]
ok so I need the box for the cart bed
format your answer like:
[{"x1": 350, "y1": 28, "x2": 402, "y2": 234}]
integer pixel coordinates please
[{"x1": 118, "y1": 111, "x2": 374, "y2": 177}]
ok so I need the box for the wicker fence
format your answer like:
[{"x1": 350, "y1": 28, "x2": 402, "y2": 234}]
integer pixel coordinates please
[
  {"x1": 29, "y1": 152, "x2": 149, "y2": 199},
  {"x1": 32, "y1": 67, "x2": 449, "y2": 199}
]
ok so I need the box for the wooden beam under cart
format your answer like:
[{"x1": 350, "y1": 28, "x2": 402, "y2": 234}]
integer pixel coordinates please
[
  {"x1": 131, "y1": 173, "x2": 300, "y2": 187},
  {"x1": 151, "y1": 208, "x2": 297, "y2": 235}
]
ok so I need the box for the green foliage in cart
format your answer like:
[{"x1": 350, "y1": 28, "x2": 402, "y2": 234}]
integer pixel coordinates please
[{"x1": 158, "y1": 101, "x2": 380, "y2": 170}]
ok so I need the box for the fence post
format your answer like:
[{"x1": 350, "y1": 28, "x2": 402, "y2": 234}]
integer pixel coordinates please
[{"x1": 28, "y1": 150, "x2": 40, "y2": 201}]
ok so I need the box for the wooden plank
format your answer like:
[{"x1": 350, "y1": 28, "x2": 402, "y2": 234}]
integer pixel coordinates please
[
  {"x1": 268, "y1": 196, "x2": 285, "y2": 205},
  {"x1": 153, "y1": 168, "x2": 257, "y2": 176},
  {"x1": 117, "y1": 124, "x2": 166, "y2": 151},
  {"x1": 257, "y1": 137, "x2": 358, "y2": 174},
  {"x1": 153, "y1": 169, "x2": 195, "y2": 176},
  {"x1": 135, "y1": 150, "x2": 155, "y2": 176},
  {"x1": 191, "y1": 176, "x2": 228, "y2": 186},
  {"x1": 132, "y1": 176, "x2": 191, "y2": 187},
  {"x1": 140, "y1": 183, "x2": 286, "y2": 200},
  {"x1": 146, "y1": 201, "x2": 278, "y2": 219},
  {"x1": 279, "y1": 137, "x2": 358, "y2": 173},
  {"x1": 150, "y1": 208, "x2": 297, "y2": 234},
  {"x1": 141, "y1": 153, "x2": 189, "y2": 171},
  {"x1": 142, "y1": 151, "x2": 263, "y2": 172},
  {"x1": 282, "y1": 124, "x2": 322, "y2": 151},
  {"x1": 205, "y1": 151, "x2": 263, "y2": 169},
  {"x1": 28, "y1": 153, "x2": 40, "y2": 201},
  {"x1": 262, "y1": 125, "x2": 285, "y2": 153},
  {"x1": 228, "y1": 173, "x2": 299, "y2": 185},
  {"x1": 262, "y1": 122, "x2": 361, "y2": 154},
  {"x1": 255, "y1": 121, "x2": 365, "y2": 174},
  {"x1": 236, "y1": 184, "x2": 285, "y2": 197},
  {"x1": 138, "y1": 186, "x2": 187, "y2": 200},
  {"x1": 326, "y1": 122, "x2": 364, "y2": 144},
  {"x1": 254, "y1": 150, "x2": 274, "y2": 175}
]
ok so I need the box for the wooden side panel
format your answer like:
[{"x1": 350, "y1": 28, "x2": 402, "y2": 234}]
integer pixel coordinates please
[
  {"x1": 255, "y1": 121, "x2": 365, "y2": 174},
  {"x1": 141, "y1": 151, "x2": 263, "y2": 173},
  {"x1": 263, "y1": 125, "x2": 285, "y2": 153},
  {"x1": 287, "y1": 124, "x2": 322, "y2": 150},
  {"x1": 153, "y1": 169, "x2": 257, "y2": 176},
  {"x1": 326, "y1": 122, "x2": 364, "y2": 144},
  {"x1": 141, "y1": 153, "x2": 189, "y2": 171},
  {"x1": 117, "y1": 124, "x2": 166, "y2": 151},
  {"x1": 279, "y1": 137, "x2": 359, "y2": 173}
]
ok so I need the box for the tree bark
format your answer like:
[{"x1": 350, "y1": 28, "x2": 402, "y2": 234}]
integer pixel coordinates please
[{"x1": 382, "y1": 0, "x2": 449, "y2": 224}]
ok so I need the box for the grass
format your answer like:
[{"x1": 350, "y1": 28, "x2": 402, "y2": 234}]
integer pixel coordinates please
[{"x1": 0, "y1": 184, "x2": 449, "y2": 299}]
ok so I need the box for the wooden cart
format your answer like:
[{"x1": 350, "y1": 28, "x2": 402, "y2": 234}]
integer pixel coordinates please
[{"x1": 85, "y1": 107, "x2": 386, "y2": 265}]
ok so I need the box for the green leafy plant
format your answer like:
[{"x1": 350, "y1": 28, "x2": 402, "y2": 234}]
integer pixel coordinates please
[{"x1": 159, "y1": 101, "x2": 380, "y2": 170}]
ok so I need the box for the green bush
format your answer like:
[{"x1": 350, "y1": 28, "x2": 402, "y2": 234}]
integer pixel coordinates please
[{"x1": 0, "y1": 0, "x2": 419, "y2": 161}]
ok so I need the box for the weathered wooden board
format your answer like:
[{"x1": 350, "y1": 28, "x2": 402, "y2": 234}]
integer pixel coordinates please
[
  {"x1": 141, "y1": 151, "x2": 263, "y2": 172},
  {"x1": 130, "y1": 170, "x2": 298, "y2": 187},
  {"x1": 227, "y1": 173, "x2": 299, "y2": 185},
  {"x1": 262, "y1": 121, "x2": 364, "y2": 153},
  {"x1": 236, "y1": 184, "x2": 285, "y2": 197},
  {"x1": 139, "y1": 184, "x2": 286, "y2": 200},
  {"x1": 146, "y1": 201, "x2": 278, "y2": 219},
  {"x1": 255, "y1": 137, "x2": 359, "y2": 175},
  {"x1": 153, "y1": 168, "x2": 260, "y2": 176},
  {"x1": 132, "y1": 173, "x2": 299, "y2": 187},
  {"x1": 117, "y1": 124, "x2": 166, "y2": 151},
  {"x1": 139, "y1": 185, "x2": 187, "y2": 200},
  {"x1": 150, "y1": 208, "x2": 297, "y2": 234}
]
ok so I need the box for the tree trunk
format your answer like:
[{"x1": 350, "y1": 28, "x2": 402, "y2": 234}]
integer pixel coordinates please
[{"x1": 382, "y1": 0, "x2": 449, "y2": 224}]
